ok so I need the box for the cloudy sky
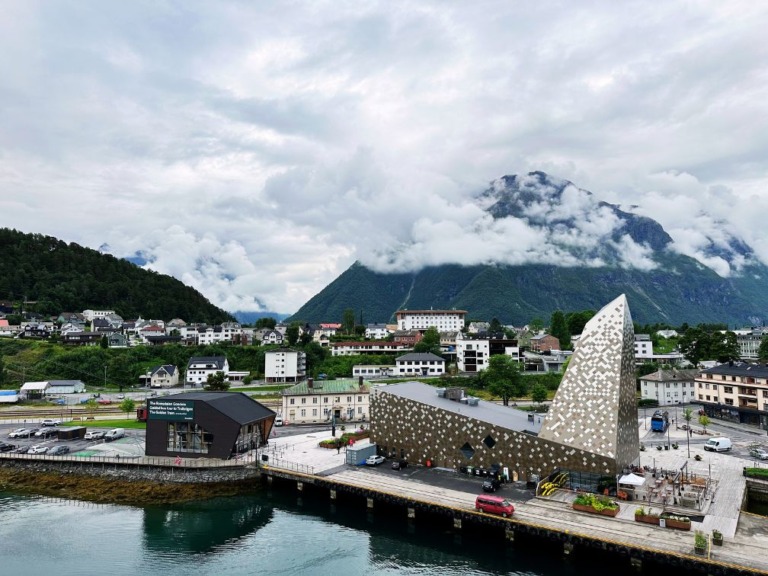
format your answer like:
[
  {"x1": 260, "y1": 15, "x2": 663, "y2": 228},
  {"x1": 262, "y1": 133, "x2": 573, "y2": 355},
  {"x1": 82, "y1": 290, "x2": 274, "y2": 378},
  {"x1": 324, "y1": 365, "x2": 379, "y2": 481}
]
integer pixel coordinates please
[{"x1": 2, "y1": 1, "x2": 768, "y2": 314}]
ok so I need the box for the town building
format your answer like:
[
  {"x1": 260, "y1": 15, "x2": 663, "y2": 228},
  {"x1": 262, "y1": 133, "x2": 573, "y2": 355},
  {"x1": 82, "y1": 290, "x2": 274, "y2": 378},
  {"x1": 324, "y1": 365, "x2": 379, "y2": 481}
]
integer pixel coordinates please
[
  {"x1": 456, "y1": 336, "x2": 520, "y2": 373},
  {"x1": 394, "y1": 309, "x2": 467, "y2": 332},
  {"x1": 394, "y1": 352, "x2": 446, "y2": 377},
  {"x1": 144, "y1": 392, "x2": 275, "y2": 459},
  {"x1": 695, "y1": 362, "x2": 768, "y2": 429},
  {"x1": 635, "y1": 334, "x2": 654, "y2": 359},
  {"x1": 82, "y1": 309, "x2": 116, "y2": 321},
  {"x1": 140, "y1": 365, "x2": 180, "y2": 388},
  {"x1": 733, "y1": 328, "x2": 768, "y2": 361},
  {"x1": 365, "y1": 323, "x2": 391, "y2": 340},
  {"x1": 185, "y1": 356, "x2": 230, "y2": 387},
  {"x1": 47, "y1": 379, "x2": 86, "y2": 395},
  {"x1": 331, "y1": 341, "x2": 411, "y2": 356},
  {"x1": 639, "y1": 369, "x2": 699, "y2": 406},
  {"x1": 352, "y1": 365, "x2": 394, "y2": 378},
  {"x1": 264, "y1": 348, "x2": 306, "y2": 383},
  {"x1": 529, "y1": 333, "x2": 560, "y2": 353},
  {"x1": 281, "y1": 378, "x2": 370, "y2": 424}
]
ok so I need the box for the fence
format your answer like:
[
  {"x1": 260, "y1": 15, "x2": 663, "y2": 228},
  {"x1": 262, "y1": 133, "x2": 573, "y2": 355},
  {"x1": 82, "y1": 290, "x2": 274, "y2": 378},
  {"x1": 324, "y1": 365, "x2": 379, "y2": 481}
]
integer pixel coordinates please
[{"x1": 0, "y1": 452, "x2": 254, "y2": 469}]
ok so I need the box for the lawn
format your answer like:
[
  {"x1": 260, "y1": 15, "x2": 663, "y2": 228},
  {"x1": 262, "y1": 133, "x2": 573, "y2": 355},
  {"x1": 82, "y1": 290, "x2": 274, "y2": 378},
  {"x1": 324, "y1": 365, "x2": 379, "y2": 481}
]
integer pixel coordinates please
[{"x1": 61, "y1": 419, "x2": 147, "y2": 430}]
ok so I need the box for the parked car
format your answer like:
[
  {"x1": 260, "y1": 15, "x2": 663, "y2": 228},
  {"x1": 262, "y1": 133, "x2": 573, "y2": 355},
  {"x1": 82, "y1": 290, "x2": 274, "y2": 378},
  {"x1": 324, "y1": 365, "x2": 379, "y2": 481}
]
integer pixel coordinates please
[
  {"x1": 482, "y1": 478, "x2": 502, "y2": 493},
  {"x1": 40, "y1": 418, "x2": 62, "y2": 427},
  {"x1": 84, "y1": 430, "x2": 106, "y2": 441},
  {"x1": 116, "y1": 394, "x2": 125, "y2": 400},
  {"x1": 28, "y1": 445, "x2": 49, "y2": 454},
  {"x1": 749, "y1": 447, "x2": 768, "y2": 460},
  {"x1": 47, "y1": 445, "x2": 71, "y2": 456},
  {"x1": 274, "y1": 415, "x2": 284, "y2": 427},
  {"x1": 35, "y1": 427, "x2": 59, "y2": 438},
  {"x1": 12, "y1": 446, "x2": 29, "y2": 454},
  {"x1": 475, "y1": 495, "x2": 515, "y2": 517},
  {"x1": 0, "y1": 442, "x2": 16, "y2": 452},
  {"x1": 97, "y1": 399, "x2": 112, "y2": 405},
  {"x1": 365, "y1": 455, "x2": 385, "y2": 466},
  {"x1": 391, "y1": 459, "x2": 408, "y2": 470},
  {"x1": 8, "y1": 428, "x2": 31, "y2": 438}
]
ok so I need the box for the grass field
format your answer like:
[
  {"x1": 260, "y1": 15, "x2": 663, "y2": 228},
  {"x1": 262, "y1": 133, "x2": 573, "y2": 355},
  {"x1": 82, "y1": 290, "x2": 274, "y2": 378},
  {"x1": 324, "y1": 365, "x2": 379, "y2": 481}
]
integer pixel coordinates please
[{"x1": 61, "y1": 419, "x2": 147, "y2": 429}]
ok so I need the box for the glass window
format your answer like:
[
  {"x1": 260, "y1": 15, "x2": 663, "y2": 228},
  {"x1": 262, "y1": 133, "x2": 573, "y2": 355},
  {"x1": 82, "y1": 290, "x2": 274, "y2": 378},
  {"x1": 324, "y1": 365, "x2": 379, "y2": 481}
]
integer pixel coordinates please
[
  {"x1": 300, "y1": 409, "x2": 306, "y2": 417},
  {"x1": 290, "y1": 398, "x2": 295, "y2": 405},
  {"x1": 301, "y1": 398, "x2": 306, "y2": 404},
  {"x1": 166, "y1": 422, "x2": 213, "y2": 454},
  {"x1": 312, "y1": 409, "x2": 317, "y2": 416}
]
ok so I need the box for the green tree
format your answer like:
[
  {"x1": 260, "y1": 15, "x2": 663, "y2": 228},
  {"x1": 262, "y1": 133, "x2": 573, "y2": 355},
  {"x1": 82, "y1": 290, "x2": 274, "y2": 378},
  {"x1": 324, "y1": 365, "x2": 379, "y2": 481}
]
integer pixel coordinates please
[
  {"x1": 84, "y1": 398, "x2": 98, "y2": 418},
  {"x1": 531, "y1": 383, "x2": 548, "y2": 406},
  {"x1": 255, "y1": 317, "x2": 277, "y2": 329},
  {"x1": 529, "y1": 317, "x2": 544, "y2": 333},
  {"x1": 100, "y1": 335, "x2": 108, "y2": 349},
  {"x1": 759, "y1": 335, "x2": 768, "y2": 363},
  {"x1": 698, "y1": 413, "x2": 710, "y2": 434},
  {"x1": 549, "y1": 310, "x2": 571, "y2": 349},
  {"x1": 414, "y1": 327, "x2": 441, "y2": 355},
  {"x1": 286, "y1": 322, "x2": 300, "y2": 346},
  {"x1": 119, "y1": 397, "x2": 136, "y2": 419},
  {"x1": 678, "y1": 326, "x2": 709, "y2": 366},
  {"x1": 204, "y1": 371, "x2": 230, "y2": 391},
  {"x1": 0, "y1": 357, "x2": 5, "y2": 386},
  {"x1": 713, "y1": 331, "x2": 740, "y2": 363},
  {"x1": 566, "y1": 310, "x2": 596, "y2": 336},
  {"x1": 342, "y1": 308, "x2": 355, "y2": 334},
  {"x1": 484, "y1": 355, "x2": 525, "y2": 406},
  {"x1": 488, "y1": 317, "x2": 503, "y2": 334}
]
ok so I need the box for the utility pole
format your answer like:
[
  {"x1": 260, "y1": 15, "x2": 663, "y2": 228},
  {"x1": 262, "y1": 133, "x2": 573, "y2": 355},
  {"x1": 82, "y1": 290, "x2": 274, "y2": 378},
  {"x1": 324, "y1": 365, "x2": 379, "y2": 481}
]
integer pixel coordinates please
[{"x1": 104, "y1": 365, "x2": 107, "y2": 389}]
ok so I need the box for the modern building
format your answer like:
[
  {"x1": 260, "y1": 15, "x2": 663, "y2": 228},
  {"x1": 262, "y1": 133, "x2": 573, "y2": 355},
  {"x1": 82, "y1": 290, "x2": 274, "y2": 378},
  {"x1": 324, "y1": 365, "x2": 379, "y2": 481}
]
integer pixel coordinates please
[
  {"x1": 639, "y1": 369, "x2": 698, "y2": 406},
  {"x1": 370, "y1": 294, "x2": 640, "y2": 481},
  {"x1": 281, "y1": 378, "x2": 370, "y2": 424},
  {"x1": 47, "y1": 380, "x2": 86, "y2": 394},
  {"x1": 394, "y1": 352, "x2": 446, "y2": 376},
  {"x1": 264, "y1": 348, "x2": 306, "y2": 383},
  {"x1": 144, "y1": 392, "x2": 275, "y2": 459},
  {"x1": 733, "y1": 328, "x2": 768, "y2": 361},
  {"x1": 352, "y1": 365, "x2": 394, "y2": 378},
  {"x1": 185, "y1": 356, "x2": 230, "y2": 387},
  {"x1": 634, "y1": 334, "x2": 654, "y2": 359},
  {"x1": 395, "y1": 309, "x2": 467, "y2": 332},
  {"x1": 456, "y1": 336, "x2": 520, "y2": 373},
  {"x1": 695, "y1": 362, "x2": 768, "y2": 429}
]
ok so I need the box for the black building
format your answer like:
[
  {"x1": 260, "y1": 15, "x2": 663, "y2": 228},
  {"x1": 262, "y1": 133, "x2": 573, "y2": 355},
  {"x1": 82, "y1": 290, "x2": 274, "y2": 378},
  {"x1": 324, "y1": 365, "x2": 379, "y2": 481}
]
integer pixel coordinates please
[{"x1": 145, "y1": 392, "x2": 276, "y2": 459}]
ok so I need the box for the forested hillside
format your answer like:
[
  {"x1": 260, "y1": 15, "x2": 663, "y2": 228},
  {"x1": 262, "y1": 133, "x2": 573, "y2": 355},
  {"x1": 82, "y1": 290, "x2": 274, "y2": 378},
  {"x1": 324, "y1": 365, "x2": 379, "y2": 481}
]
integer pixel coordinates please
[{"x1": 0, "y1": 228, "x2": 233, "y2": 323}]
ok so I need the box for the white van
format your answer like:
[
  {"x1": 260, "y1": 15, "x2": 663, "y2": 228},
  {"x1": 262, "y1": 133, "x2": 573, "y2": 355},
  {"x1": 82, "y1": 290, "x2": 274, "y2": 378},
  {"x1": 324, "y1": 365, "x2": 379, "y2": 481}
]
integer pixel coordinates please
[
  {"x1": 274, "y1": 415, "x2": 283, "y2": 427},
  {"x1": 703, "y1": 437, "x2": 732, "y2": 452},
  {"x1": 104, "y1": 428, "x2": 125, "y2": 442}
]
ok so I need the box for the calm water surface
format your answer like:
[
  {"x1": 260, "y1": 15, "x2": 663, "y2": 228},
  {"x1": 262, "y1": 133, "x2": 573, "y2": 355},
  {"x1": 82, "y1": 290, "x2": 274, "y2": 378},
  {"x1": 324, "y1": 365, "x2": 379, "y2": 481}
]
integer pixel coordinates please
[{"x1": 0, "y1": 489, "x2": 675, "y2": 576}]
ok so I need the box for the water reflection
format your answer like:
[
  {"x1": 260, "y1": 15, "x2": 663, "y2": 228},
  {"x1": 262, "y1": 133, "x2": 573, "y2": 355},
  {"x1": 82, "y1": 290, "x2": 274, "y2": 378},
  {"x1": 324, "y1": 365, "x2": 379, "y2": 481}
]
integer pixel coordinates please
[{"x1": 142, "y1": 496, "x2": 273, "y2": 555}]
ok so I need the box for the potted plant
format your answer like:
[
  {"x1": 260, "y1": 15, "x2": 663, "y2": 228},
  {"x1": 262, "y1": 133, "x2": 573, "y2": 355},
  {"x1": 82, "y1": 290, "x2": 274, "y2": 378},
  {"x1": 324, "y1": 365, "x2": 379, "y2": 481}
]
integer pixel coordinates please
[
  {"x1": 694, "y1": 530, "x2": 708, "y2": 556},
  {"x1": 656, "y1": 445, "x2": 663, "y2": 451},
  {"x1": 694, "y1": 454, "x2": 703, "y2": 461},
  {"x1": 572, "y1": 493, "x2": 620, "y2": 517},
  {"x1": 672, "y1": 443, "x2": 679, "y2": 450},
  {"x1": 712, "y1": 529, "x2": 723, "y2": 546},
  {"x1": 634, "y1": 507, "x2": 660, "y2": 525},
  {"x1": 661, "y1": 512, "x2": 692, "y2": 531}
]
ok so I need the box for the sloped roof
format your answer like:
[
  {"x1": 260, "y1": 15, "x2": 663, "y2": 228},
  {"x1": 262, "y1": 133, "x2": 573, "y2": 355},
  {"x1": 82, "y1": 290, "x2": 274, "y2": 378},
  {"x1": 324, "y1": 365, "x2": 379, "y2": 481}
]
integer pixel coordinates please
[
  {"x1": 396, "y1": 352, "x2": 445, "y2": 362},
  {"x1": 282, "y1": 378, "x2": 368, "y2": 396},
  {"x1": 165, "y1": 391, "x2": 274, "y2": 424},
  {"x1": 21, "y1": 381, "x2": 49, "y2": 391}
]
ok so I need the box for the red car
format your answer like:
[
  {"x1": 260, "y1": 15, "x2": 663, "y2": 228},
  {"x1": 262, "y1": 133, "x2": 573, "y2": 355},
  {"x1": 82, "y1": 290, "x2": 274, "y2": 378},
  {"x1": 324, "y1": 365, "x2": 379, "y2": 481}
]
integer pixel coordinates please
[{"x1": 97, "y1": 399, "x2": 112, "y2": 405}]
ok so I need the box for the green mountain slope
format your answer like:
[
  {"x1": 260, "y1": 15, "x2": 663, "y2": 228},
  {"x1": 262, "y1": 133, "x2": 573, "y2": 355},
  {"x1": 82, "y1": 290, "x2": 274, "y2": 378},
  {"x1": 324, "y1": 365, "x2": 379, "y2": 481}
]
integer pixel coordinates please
[
  {"x1": 289, "y1": 256, "x2": 768, "y2": 326},
  {"x1": 0, "y1": 228, "x2": 234, "y2": 323}
]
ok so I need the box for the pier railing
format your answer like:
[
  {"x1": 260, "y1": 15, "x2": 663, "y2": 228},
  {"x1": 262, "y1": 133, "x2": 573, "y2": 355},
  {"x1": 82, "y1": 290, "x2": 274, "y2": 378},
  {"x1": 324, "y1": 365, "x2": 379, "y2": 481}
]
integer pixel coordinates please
[{"x1": 0, "y1": 452, "x2": 255, "y2": 469}]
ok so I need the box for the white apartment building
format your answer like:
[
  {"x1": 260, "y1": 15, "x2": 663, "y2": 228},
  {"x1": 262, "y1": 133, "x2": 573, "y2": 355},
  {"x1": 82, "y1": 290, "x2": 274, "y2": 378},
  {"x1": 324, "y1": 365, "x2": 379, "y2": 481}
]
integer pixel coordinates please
[
  {"x1": 82, "y1": 309, "x2": 116, "y2": 322},
  {"x1": 639, "y1": 369, "x2": 698, "y2": 406},
  {"x1": 456, "y1": 336, "x2": 521, "y2": 373},
  {"x1": 365, "y1": 323, "x2": 391, "y2": 340},
  {"x1": 395, "y1": 309, "x2": 467, "y2": 332},
  {"x1": 394, "y1": 352, "x2": 446, "y2": 376},
  {"x1": 332, "y1": 341, "x2": 411, "y2": 356},
  {"x1": 352, "y1": 364, "x2": 395, "y2": 378},
  {"x1": 265, "y1": 348, "x2": 307, "y2": 383},
  {"x1": 635, "y1": 334, "x2": 654, "y2": 359}
]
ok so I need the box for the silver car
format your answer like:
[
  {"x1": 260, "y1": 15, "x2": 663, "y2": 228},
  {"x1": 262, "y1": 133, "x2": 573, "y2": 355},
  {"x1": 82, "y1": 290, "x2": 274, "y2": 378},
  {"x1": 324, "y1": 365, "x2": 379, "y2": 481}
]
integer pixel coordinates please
[{"x1": 750, "y1": 448, "x2": 768, "y2": 460}]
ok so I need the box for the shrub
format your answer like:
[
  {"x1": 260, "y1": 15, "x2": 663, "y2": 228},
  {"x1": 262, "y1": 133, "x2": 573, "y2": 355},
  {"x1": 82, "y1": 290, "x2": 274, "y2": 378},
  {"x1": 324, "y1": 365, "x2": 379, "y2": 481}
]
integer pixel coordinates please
[
  {"x1": 573, "y1": 493, "x2": 618, "y2": 512},
  {"x1": 694, "y1": 530, "x2": 708, "y2": 549},
  {"x1": 746, "y1": 468, "x2": 768, "y2": 479}
]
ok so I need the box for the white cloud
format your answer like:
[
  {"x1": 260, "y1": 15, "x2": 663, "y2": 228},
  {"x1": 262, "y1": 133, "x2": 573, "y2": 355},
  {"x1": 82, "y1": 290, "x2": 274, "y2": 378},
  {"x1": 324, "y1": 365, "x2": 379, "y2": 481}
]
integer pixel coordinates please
[{"x1": 2, "y1": 1, "x2": 768, "y2": 313}]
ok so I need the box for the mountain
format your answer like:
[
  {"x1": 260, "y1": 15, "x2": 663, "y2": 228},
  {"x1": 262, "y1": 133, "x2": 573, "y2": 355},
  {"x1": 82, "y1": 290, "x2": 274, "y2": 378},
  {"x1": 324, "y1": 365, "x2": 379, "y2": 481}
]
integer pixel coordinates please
[
  {"x1": 289, "y1": 172, "x2": 768, "y2": 326},
  {"x1": 0, "y1": 228, "x2": 235, "y2": 323}
]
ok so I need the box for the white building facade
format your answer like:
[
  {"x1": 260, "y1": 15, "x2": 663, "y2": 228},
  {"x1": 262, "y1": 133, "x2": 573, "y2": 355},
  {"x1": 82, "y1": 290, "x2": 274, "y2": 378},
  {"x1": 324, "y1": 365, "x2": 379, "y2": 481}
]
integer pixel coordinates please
[
  {"x1": 265, "y1": 348, "x2": 307, "y2": 383},
  {"x1": 395, "y1": 309, "x2": 467, "y2": 332}
]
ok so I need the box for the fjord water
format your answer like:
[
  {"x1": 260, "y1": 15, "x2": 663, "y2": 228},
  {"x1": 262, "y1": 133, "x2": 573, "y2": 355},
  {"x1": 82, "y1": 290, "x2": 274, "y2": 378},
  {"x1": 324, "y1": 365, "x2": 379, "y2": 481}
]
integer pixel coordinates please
[{"x1": 0, "y1": 490, "x2": 667, "y2": 576}]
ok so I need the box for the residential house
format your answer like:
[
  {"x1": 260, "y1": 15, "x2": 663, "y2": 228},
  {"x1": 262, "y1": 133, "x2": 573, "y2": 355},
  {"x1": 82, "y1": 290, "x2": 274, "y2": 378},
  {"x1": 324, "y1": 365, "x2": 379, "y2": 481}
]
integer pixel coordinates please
[
  {"x1": 82, "y1": 309, "x2": 116, "y2": 322},
  {"x1": 141, "y1": 365, "x2": 180, "y2": 388},
  {"x1": 185, "y1": 356, "x2": 230, "y2": 387},
  {"x1": 265, "y1": 348, "x2": 306, "y2": 383},
  {"x1": 108, "y1": 332, "x2": 130, "y2": 347},
  {"x1": 656, "y1": 329, "x2": 679, "y2": 339},
  {"x1": 57, "y1": 312, "x2": 85, "y2": 324},
  {"x1": 394, "y1": 352, "x2": 446, "y2": 376},
  {"x1": 260, "y1": 329, "x2": 284, "y2": 346},
  {"x1": 331, "y1": 341, "x2": 411, "y2": 356},
  {"x1": 639, "y1": 368, "x2": 698, "y2": 406},
  {"x1": 530, "y1": 333, "x2": 560, "y2": 353},
  {"x1": 281, "y1": 377, "x2": 370, "y2": 424},
  {"x1": 365, "y1": 323, "x2": 391, "y2": 340},
  {"x1": 466, "y1": 321, "x2": 490, "y2": 334},
  {"x1": 393, "y1": 330, "x2": 422, "y2": 347},
  {"x1": 395, "y1": 309, "x2": 467, "y2": 332},
  {"x1": 352, "y1": 365, "x2": 395, "y2": 378}
]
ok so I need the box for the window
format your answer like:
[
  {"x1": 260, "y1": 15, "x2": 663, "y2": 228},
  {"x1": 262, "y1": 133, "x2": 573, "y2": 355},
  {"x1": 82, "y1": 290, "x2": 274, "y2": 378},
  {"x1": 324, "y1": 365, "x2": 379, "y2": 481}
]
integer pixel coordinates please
[
  {"x1": 313, "y1": 397, "x2": 318, "y2": 404},
  {"x1": 290, "y1": 398, "x2": 295, "y2": 405},
  {"x1": 358, "y1": 396, "x2": 362, "y2": 402},
  {"x1": 358, "y1": 407, "x2": 362, "y2": 413},
  {"x1": 300, "y1": 409, "x2": 306, "y2": 417},
  {"x1": 324, "y1": 397, "x2": 329, "y2": 403},
  {"x1": 166, "y1": 422, "x2": 213, "y2": 454},
  {"x1": 725, "y1": 398, "x2": 734, "y2": 405},
  {"x1": 724, "y1": 386, "x2": 733, "y2": 394},
  {"x1": 346, "y1": 396, "x2": 352, "y2": 402},
  {"x1": 312, "y1": 409, "x2": 317, "y2": 416}
]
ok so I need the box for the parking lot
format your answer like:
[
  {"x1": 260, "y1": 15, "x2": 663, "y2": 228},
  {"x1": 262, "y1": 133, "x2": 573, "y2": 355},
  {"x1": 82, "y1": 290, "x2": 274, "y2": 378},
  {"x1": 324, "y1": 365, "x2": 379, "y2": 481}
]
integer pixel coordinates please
[{"x1": 0, "y1": 422, "x2": 145, "y2": 457}]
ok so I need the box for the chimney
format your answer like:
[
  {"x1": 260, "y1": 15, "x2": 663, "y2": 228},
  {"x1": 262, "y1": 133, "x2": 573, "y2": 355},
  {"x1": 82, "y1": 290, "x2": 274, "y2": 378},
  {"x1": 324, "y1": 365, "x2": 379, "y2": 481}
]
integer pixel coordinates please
[{"x1": 308, "y1": 378, "x2": 314, "y2": 389}]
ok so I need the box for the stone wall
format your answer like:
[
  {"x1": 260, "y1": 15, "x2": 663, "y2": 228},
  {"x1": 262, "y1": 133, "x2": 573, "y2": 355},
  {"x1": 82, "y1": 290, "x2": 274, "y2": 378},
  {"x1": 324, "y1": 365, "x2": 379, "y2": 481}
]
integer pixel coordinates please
[{"x1": 0, "y1": 458, "x2": 260, "y2": 484}]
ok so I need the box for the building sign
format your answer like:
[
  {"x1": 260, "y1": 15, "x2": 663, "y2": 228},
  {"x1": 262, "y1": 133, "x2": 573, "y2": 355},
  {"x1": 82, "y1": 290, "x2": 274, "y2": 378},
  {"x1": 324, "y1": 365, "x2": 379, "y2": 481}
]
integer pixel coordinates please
[{"x1": 148, "y1": 399, "x2": 195, "y2": 421}]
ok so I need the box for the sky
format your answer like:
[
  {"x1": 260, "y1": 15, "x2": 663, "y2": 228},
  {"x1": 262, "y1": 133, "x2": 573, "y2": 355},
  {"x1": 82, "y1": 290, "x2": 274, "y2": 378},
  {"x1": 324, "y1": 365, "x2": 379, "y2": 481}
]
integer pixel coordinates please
[{"x1": 2, "y1": 1, "x2": 768, "y2": 315}]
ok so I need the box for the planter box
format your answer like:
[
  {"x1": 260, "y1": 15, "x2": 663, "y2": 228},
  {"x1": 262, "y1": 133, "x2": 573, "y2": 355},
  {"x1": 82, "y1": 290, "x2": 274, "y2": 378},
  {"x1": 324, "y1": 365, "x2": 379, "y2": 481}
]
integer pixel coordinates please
[
  {"x1": 694, "y1": 546, "x2": 707, "y2": 556},
  {"x1": 634, "y1": 514, "x2": 660, "y2": 526},
  {"x1": 712, "y1": 538, "x2": 723, "y2": 546},
  {"x1": 662, "y1": 518, "x2": 691, "y2": 531},
  {"x1": 572, "y1": 503, "x2": 619, "y2": 517}
]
